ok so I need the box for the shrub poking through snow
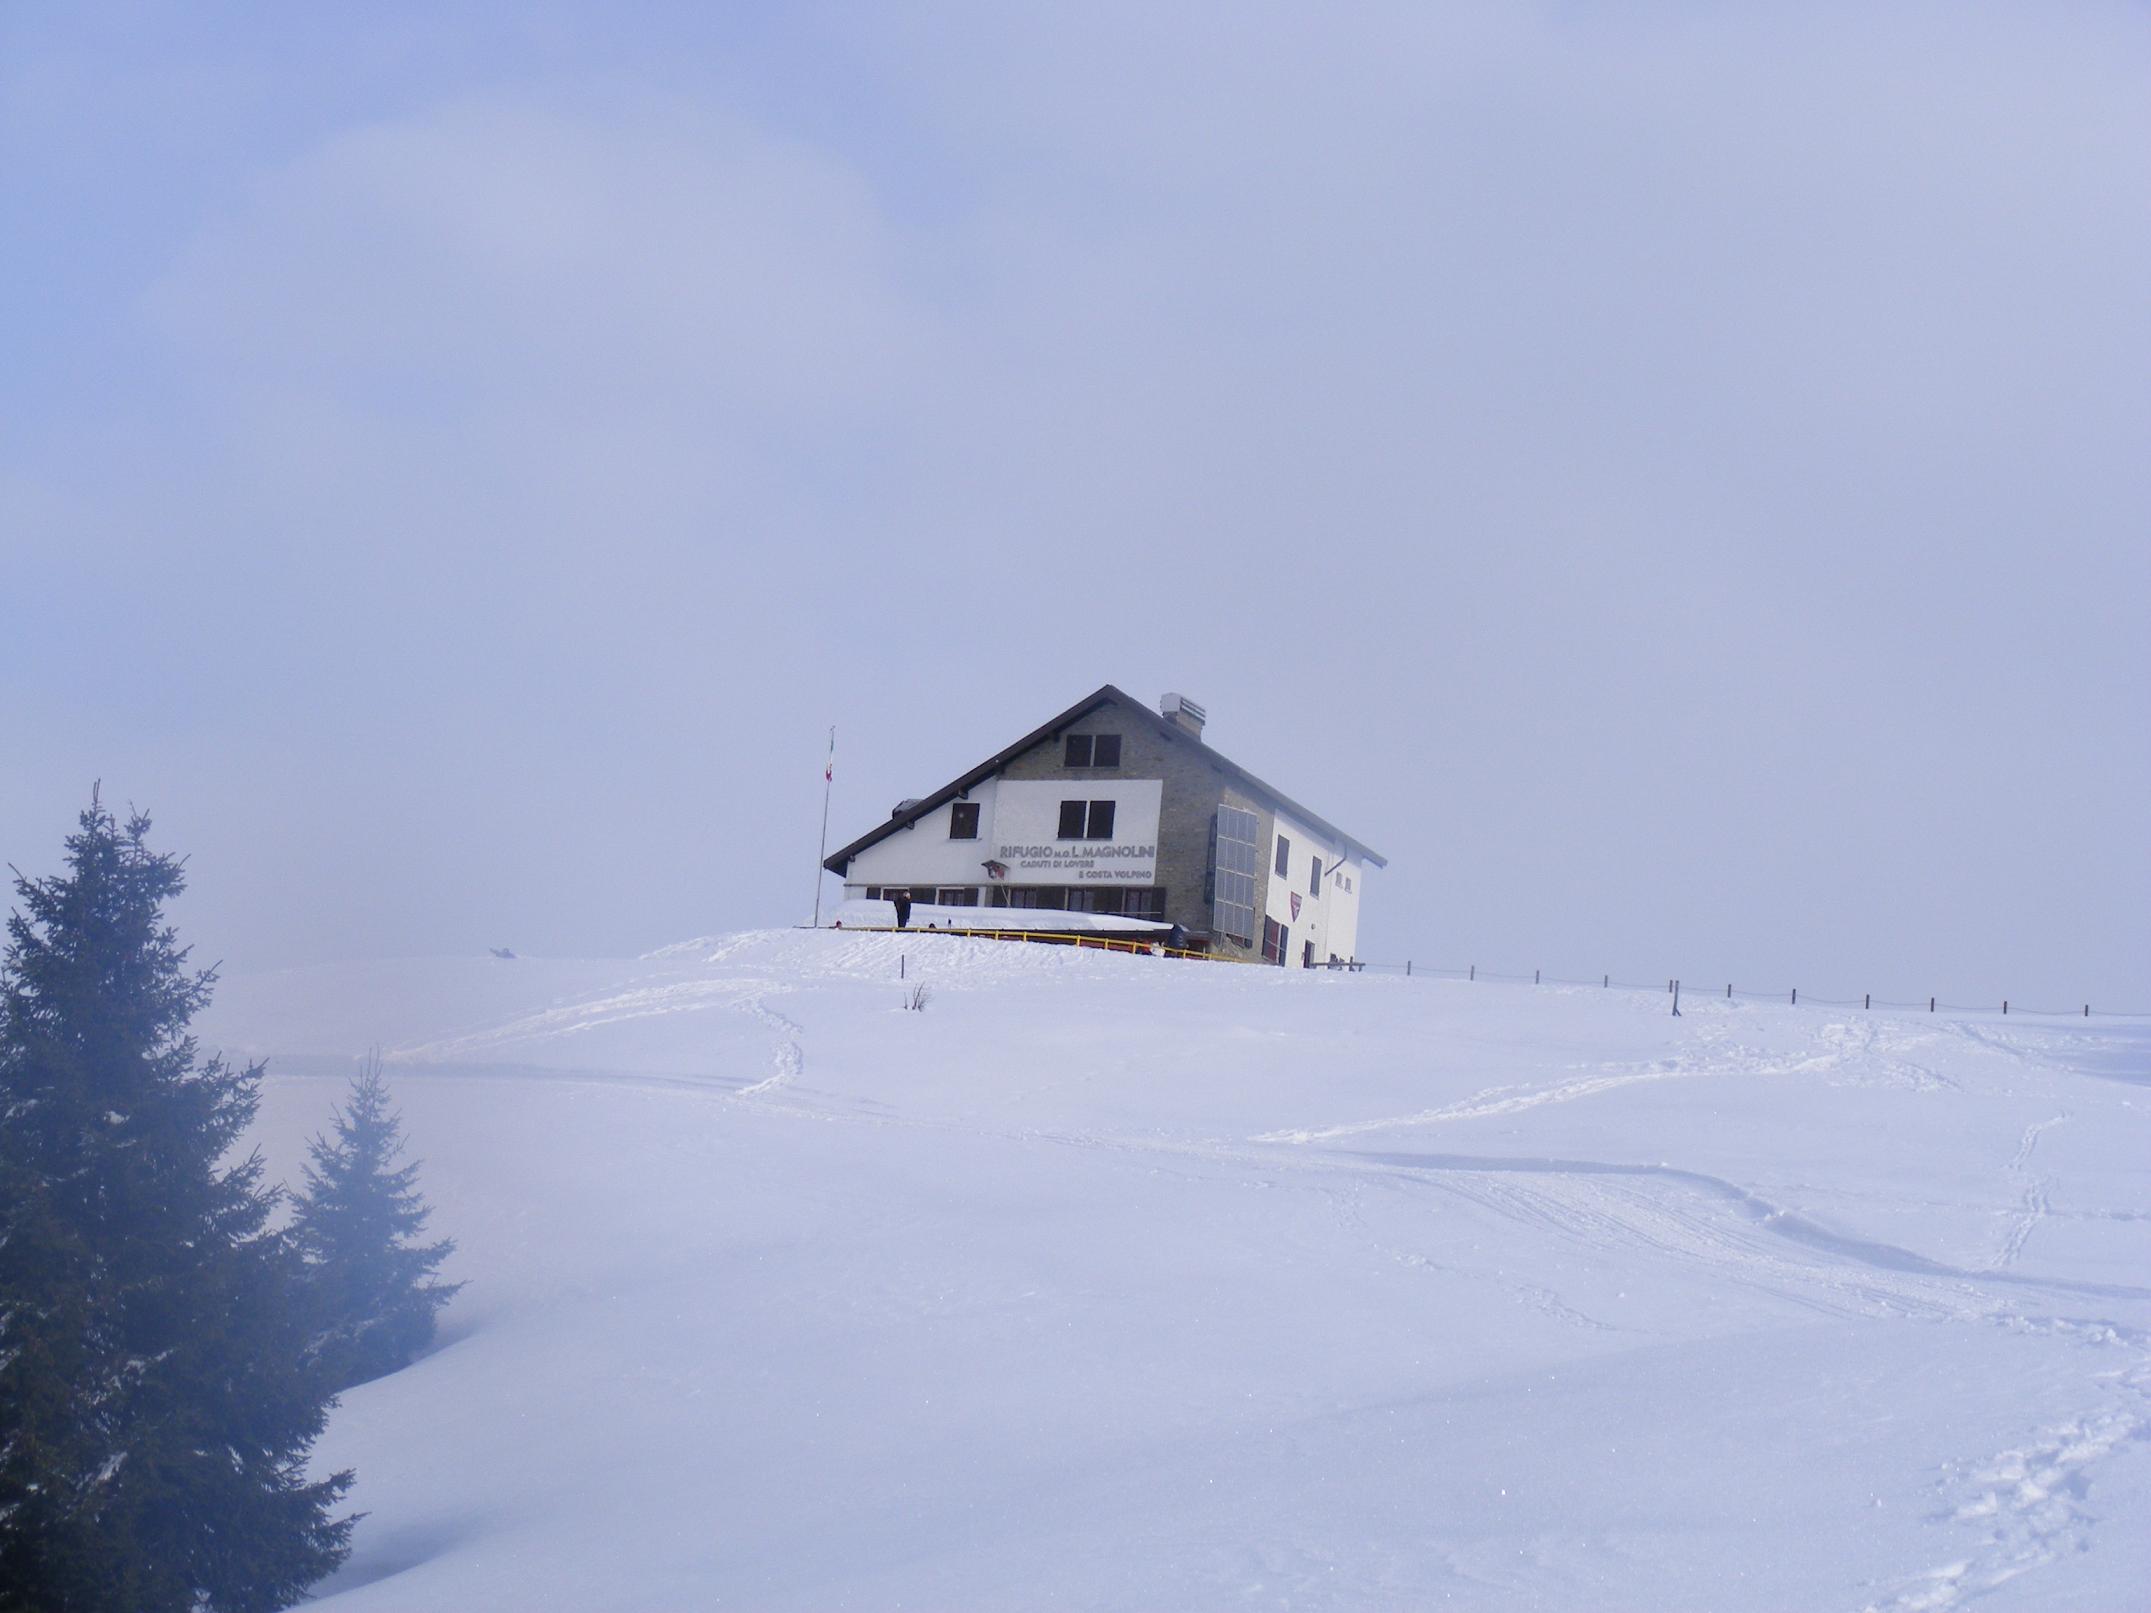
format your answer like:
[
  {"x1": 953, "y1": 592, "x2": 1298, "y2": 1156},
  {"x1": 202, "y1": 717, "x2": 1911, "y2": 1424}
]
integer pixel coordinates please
[
  {"x1": 0, "y1": 794, "x2": 353, "y2": 1611},
  {"x1": 291, "y1": 1052, "x2": 461, "y2": 1391}
]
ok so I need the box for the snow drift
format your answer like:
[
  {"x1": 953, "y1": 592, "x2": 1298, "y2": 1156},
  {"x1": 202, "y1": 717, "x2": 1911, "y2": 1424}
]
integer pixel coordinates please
[{"x1": 200, "y1": 929, "x2": 2151, "y2": 1611}]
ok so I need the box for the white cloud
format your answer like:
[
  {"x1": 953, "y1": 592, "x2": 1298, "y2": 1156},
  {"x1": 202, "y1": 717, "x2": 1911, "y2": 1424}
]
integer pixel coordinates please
[
  {"x1": 5, "y1": 4, "x2": 2146, "y2": 996},
  {"x1": 150, "y1": 92, "x2": 936, "y2": 418}
]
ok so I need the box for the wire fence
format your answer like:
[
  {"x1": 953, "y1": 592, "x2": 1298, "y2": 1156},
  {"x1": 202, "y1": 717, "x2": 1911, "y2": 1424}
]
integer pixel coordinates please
[
  {"x1": 811, "y1": 923, "x2": 2144, "y2": 1017},
  {"x1": 1344, "y1": 962, "x2": 2149, "y2": 1019}
]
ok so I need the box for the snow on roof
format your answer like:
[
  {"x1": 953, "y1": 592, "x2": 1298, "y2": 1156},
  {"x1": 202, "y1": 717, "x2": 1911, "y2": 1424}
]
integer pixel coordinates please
[{"x1": 829, "y1": 899, "x2": 1170, "y2": 935}]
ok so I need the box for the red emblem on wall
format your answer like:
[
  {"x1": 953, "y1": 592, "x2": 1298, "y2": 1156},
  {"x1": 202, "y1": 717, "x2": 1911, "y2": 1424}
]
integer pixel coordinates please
[
  {"x1": 1289, "y1": 892, "x2": 1302, "y2": 920},
  {"x1": 983, "y1": 860, "x2": 1008, "y2": 880}
]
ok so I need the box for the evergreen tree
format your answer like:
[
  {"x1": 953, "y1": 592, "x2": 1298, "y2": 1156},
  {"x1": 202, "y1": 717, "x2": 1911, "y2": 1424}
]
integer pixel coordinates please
[
  {"x1": 0, "y1": 796, "x2": 353, "y2": 1613},
  {"x1": 291, "y1": 1054, "x2": 459, "y2": 1391}
]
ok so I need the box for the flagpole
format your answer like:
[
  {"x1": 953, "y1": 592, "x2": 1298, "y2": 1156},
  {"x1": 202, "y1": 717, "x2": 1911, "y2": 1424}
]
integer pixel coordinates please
[{"x1": 811, "y1": 726, "x2": 835, "y2": 928}]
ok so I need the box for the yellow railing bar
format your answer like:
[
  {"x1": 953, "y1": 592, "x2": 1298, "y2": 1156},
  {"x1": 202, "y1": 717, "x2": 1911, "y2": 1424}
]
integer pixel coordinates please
[{"x1": 827, "y1": 924, "x2": 1247, "y2": 962}]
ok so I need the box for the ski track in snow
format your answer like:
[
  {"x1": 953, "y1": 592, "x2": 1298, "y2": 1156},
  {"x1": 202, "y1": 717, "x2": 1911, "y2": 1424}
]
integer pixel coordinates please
[
  {"x1": 1254, "y1": 1013, "x2": 1985, "y2": 1149},
  {"x1": 1251, "y1": 1065, "x2": 1711, "y2": 1143},
  {"x1": 1858, "y1": 1353, "x2": 2151, "y2": 1613},
  {"x1": 1251, "y1": 1017, "x2": 1816, "y2": 1144},
  {"x1": 380, "y1": 965, "x2": 810, "y2": 1098},
  {"x1": 1249, "y1": 1041, "x2": 1728, "y2": 1145},
  {"x1": 383, "y1": 976, "x2": 765, "y2": 1064},
  {"x1": 733, "y1": 990, "x2": 805, "y2": 1096},
  {"x1": 1347, "y1": 1149, "x2": 2151, "y2": 1322},
  {"x1": 1811, "y1": 1018, "x2": 1961, "y2": 1092},
  {"x1": 1991, "y1": 1113, "x2": 2067, "y2": 1272},
  {"x1": 2006, "y1": 1113, "x2": 2067, "y2": 1175}
]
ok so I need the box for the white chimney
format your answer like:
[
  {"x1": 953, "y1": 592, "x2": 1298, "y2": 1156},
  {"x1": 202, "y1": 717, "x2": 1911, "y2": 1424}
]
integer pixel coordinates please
[{"x1": 1160, "y1": 692, "x2": 1207, "y2": 739}]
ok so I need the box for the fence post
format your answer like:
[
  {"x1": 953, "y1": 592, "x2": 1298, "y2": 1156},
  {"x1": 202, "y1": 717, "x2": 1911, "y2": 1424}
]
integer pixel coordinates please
[
  {"x1": 1672, "y1": 979, "x2": 1682, "y2": 1017},
  {"x1": 1929, "y1": 997, "x2": 1935, "y2": 1012},
  {"x1": 1791, "y1": 987, "x2": 1797, "y2": 1005},
  {"x1": 1535, "y1": 969, "x2": 1540, "y2": 985},
  {"x1": 2003, "y1": 1000, "x2": 2008, "y2": 1015},
  {"x1": 1603, "y1": 974, "x2": 1608, "y2": 988},
  {"x1": 1864, "y1": 993, "x2": 1870, "y2": 1010},
  {"x1": 2085, "y1": 1004, "x2": 2090, "y2": 1017},
  {"x1": 901, "y1": 954, "x2": 907, "y2": 980},
  {"x1": 1469, "y1": 964, "x2": 1474, "y2": 981},
  {"x1": 1726, "y1": 983, "x2": 1732, "y2": 999}
]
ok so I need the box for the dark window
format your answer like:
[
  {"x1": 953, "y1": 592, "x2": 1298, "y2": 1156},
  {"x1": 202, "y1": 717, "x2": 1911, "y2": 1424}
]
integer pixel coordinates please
[
  {"x1": 1309, "y1": 856, "x2": 1321, "y2": 895},
  {"x1": 1061, "y1": 733, "x2": 1124, "y2": 768},
  {"x1": 1275, "y1": 835, "x2": 1291, "y2": 878},
  {"x1": 997, "y1": 887, "x2": 1063, "y2": 909},
  {"x1": 1303, "y1": 940, "x2": 1314, "y2": 968},
  {"x1": 936, "y1": 887, "x2": 979, "y2": 907},
  {"x1": 1262, "y1": 917, "x2": 1289, "y2": 966},
  {"x1": 1058, "y1": 799, "x2": 1116, "y2": 840},
  {"x1": 1212, "y1": 807, "x2": 1259, "y2": 944},
  {"x1": 1059, "y1": 887, "x2": 1163, "y2": 919},
  {"x1": 949, "y1": 801, "x2": 980, "y2": 839},
  {"x1": 864, "y1": 886, "x2": 881, "y2": 899},
  {"x1": 1063, "y1": 733, "x2": 1121, "y2": 767}
]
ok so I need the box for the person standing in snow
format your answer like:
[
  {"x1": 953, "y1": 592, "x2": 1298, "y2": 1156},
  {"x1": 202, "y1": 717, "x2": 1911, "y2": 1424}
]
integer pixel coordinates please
[{"x1": 891, "y1": 890, "x2": 913, "y2": 929}]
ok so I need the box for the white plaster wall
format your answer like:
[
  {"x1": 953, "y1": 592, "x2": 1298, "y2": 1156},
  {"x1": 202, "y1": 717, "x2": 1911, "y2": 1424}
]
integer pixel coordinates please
[
  {"x1": 1263, "y1": 810, "x2": 1356, "y2": 968},
  {"x1": 840, "y1": 770, "x2": 1372, "y2": 960},
  {"x1": 1323, "y1": 855, "x2": 1365, "y2": 963},
  {"x1": 989, "y1": 780, "x2": 1163, "y2": 885},
  {"x1": 843, "y1": 777, "x2": 1166, "y2": 894},
  {"x1": 842, "y1": 776, "x2": 1003, "y2": 891}
]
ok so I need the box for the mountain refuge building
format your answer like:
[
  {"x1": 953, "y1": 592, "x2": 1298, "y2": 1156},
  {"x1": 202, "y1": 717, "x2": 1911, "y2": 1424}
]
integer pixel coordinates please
[{"x1": 822, "y1": 686, "x2": 1386, "y2": 967}]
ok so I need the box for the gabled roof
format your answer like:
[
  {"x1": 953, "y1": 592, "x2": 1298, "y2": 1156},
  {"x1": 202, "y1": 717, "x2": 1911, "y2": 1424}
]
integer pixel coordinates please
[{"x1": 823, "y1": 684, "x2": 1388, "y2": 874}]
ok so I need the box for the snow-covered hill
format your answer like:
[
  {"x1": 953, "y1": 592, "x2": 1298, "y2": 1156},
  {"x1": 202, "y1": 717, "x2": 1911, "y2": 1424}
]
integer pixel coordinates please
[{"x1": 201, "y1": 930, "x2": 2151, "y2": 1611}]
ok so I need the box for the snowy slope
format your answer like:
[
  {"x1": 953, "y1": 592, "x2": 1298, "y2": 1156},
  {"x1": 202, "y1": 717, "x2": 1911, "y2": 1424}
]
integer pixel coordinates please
[{"x1": 200, "y1": 931, "x2": 2151, "y2": 1611}]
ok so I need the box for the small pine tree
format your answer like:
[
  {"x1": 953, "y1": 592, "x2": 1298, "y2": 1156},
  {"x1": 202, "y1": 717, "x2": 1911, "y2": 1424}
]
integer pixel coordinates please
[
  {"x1": 291, "y1": 1053, "x2": 460, "y2": 1391},
  {"x1": 0, "y1": 794, "x2": 353, "y2": 1613}
]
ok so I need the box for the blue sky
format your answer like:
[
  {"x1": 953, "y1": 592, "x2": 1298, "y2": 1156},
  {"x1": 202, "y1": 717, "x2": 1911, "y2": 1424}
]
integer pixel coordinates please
[{"x1": 4, "y1": 2, "x2": 2147, "y2": 1005}]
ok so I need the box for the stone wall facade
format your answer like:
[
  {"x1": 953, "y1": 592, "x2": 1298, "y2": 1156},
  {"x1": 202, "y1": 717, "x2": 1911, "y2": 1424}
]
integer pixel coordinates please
[{"x1": 996, "y1": 697, "x2": 1270, "y2": 960}]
